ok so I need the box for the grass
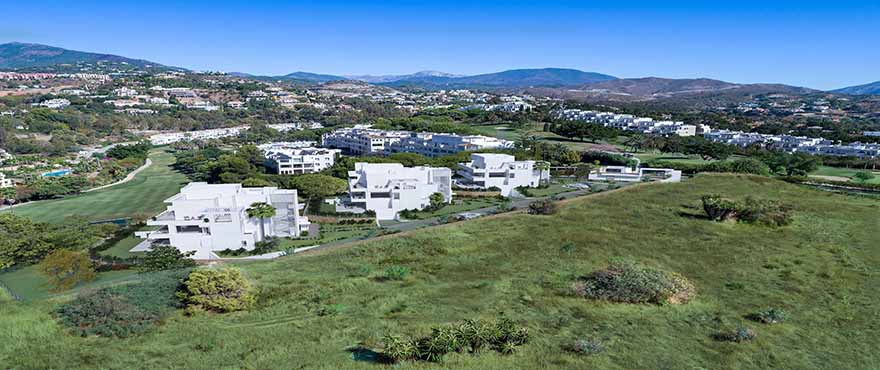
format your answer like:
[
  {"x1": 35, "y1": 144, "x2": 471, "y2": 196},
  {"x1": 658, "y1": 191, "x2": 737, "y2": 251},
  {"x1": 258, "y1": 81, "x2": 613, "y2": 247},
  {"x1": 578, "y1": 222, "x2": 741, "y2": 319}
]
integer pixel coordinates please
[
  {"x1": 1, "y1": 174, "x2": 878, "y2": 369},
  {"x1": 0, "y1": 265, "x2": 140, "y2": 302},
  {"x1": 810, "y1": 166, "x2": 880, "y2": 184},
  {"x1": 279, "y1": 224, "x2": 379, "y2": 250},
  {"x1": 2, "y1": 148, "x2": 188, "y2": 223}
]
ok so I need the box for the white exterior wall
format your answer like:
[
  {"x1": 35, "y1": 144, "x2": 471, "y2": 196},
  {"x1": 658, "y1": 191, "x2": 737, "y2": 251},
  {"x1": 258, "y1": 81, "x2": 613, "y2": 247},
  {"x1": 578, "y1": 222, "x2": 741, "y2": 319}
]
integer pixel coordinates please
[
  {"x1": 137, "y1": 183, "x2": 309, "y2": 259},
  {"x1": 458, "y1": 153, "x2": 548, "y2": 196},
  {"x1": 347, "y1": 163, "x2": 452, "y2": 220},
  {"x1": 0, "y1": 173, "x2": 13, "y2": 188},
  {"x1": 264, "y1": 147, "x2": 340, "y2": 175}
]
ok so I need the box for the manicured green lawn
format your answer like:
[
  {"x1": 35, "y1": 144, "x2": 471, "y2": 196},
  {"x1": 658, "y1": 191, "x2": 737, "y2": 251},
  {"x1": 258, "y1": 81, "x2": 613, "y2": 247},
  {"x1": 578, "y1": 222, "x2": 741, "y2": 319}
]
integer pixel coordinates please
[
  {"x1": 98, "y1": 235, "x2": 144, "y2": 259},
  {"x1": 3, "y1": 148, "x2": 188, "y2": 223},
  {"x1": 403, "y1": 197, "x2": 502, "y2": 219},
  {"x1": 1, "y1": 174, "x2": 878, "y2": 369},
  {"x1": 810, "y1": 166, "x2": 880, "y2": 184}
]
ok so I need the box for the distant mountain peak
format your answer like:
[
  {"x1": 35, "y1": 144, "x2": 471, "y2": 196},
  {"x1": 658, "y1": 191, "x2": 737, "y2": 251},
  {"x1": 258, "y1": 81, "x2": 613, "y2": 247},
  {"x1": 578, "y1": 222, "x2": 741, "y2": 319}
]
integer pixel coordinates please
[
  {"x1": 832, "y1": 81, "x2": 880, "y2": 95},
  {"x1": 0, "y1": 42, "x2": 180, "y2": 71}
]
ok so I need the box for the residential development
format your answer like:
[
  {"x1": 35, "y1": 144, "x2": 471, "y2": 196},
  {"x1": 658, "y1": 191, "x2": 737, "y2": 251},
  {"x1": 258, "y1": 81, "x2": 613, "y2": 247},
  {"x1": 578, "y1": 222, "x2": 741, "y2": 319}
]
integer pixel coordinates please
[
  {"x1": 457, "y1": 153, "x2": 549, "y2": 196},
  {"x1": 134, "y1": 182, "x2": 310, "y2": 259},
  {"x1": 322, "y1": 125, "x2": 513, "y2": 156},
  {"x1": 342, "y1": 162, "x2": 452, "y2": 220},
  {"x1": 263, "y1": 147, "x2": 341, "y2": 175}
]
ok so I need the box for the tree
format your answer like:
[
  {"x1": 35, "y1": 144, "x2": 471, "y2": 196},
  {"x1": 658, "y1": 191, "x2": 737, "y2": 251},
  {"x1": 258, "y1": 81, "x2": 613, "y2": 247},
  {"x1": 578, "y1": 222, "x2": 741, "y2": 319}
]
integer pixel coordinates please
[
  {"x1": 138, "y1": 245, "x2": 196, "y2": 272},
  {"x1": 246, "y1": 202, "x2": 276, "y2": 241},
  {"x1": 573, "y1": 163, "x2": 594, "y2": 181},
  {"x1": 38, "y1": 249, "x2": 95, "y2": 292},
  {"x1": 177, "y1": 268, "x2": 256, "y2": 313},
  {"x1": 536, "y1": 161, "x2": 551, "y2": 185},
  {"x1": 428, "y1": 192, "x2": 446, "y2": 211},
  {"x1": 284, "y1": 173, "x2": 348, "y2": 199},
  {"x1": 853, "y1": 171, "x2": 875, "y2": 183}
]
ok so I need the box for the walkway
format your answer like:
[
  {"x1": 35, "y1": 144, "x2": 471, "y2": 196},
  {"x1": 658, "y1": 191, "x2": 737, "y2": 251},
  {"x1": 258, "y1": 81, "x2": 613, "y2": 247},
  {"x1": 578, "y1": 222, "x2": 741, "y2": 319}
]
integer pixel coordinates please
[{"x1": 84, "y1": 158, "x2": 153, "y2": 192}]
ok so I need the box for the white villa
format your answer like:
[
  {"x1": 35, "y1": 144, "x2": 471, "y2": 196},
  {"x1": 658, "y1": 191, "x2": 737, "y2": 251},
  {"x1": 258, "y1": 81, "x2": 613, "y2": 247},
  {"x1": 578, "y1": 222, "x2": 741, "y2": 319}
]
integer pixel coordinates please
[
  {"x1": 264, "y1": 147, "x2": 341, "y2": 175},
  {"x1": 134, "y1": 183, "x2": 310, "y2": 259},
  {"x1": 0, "y1": 173, "x2": 13, "y2": 188},
  {"x1": 457, "y1": 153, "x2": 548, "y2": 196},
  {"x1": 589, "y1": 166, "x2": 682, "y2": 183},
  {"x1": 343, "y1": 163, "x2": 452, "y2": 220},
  {"x1": 387, "y1": 132, "x2": 514, "y2": 157}
]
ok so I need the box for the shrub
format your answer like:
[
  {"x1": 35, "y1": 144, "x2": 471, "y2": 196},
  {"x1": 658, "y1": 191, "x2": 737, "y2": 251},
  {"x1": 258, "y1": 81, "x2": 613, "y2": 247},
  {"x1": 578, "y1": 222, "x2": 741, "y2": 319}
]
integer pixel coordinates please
[
  {"x1": 737, "y1": 197, "x2": 793, "y2": 226},
  {"x1": 177, "y1": 268, "x2": 255, "y2": 313},
  {"x1": 383, "y1": 266, "x2": 410, "y2": 281},
  {"x1": 701, "y1": 194, "x2": 739, "y2": 221},
  {"x1": 55, "y1": 269, "x2": 188, "y2": 337},
  {"x1": 39, "y1": 249, "x2": 96, "y2": 292},
  {"x1": 528, "y1": 199, "x2": 558, "y2": 215},
  {"x1": 572, "y1": 259, "x2": 696, "y2": 305},
  {"x1": 749, "y1": 308, "x2": 788, "y2": 324},
  {"x1": 138, "y1": 245, "x2": 196, "y2": 272},
  {"x1": 714, "y1": 326, "x2": 757, "y2": 342},
  {"x1": 382, "y1": 315, "x2": 529, "y2": 363},
  {"x1": 566, "y1": 338, "x2": 604, "y2": 355}
]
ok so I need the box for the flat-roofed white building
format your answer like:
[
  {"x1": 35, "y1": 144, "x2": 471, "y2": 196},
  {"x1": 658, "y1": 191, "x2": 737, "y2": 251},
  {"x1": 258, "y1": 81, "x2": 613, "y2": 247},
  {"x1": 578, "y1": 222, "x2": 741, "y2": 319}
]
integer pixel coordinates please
[
  {"x1": 589, "y1": 166, "x2": 682, "y2": 183},
  {"x1": 457, "y1": 153, "x2": 548, "y2": 196},
  {"x1": 345, "y1": 163, "x2": 452, "y2": 220},
  {"x1": 0, "y1": 173, "x2": 13, "y2": 188},
  {"x1": 264, "y1": 147, "x2": 341, "y2": 175},
  {"x1": 134, "y1": 182, "x2": 310, "y2": 259},
  {"x1": 388, "y1": 132, "x2": 514, "y2": 157},
  {"x1": 321, "y1": 125, "x2": 410, "y2": 155}
]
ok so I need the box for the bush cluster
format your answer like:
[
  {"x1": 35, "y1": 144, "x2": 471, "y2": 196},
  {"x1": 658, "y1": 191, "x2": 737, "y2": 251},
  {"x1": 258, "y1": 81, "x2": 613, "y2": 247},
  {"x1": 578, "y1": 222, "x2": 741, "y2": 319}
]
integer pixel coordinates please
[
  {"x1": 701, "y1": 194, "x2": 793, "y2": 226},
  {"x1": 527, "y1": 199, "x2": 558, "y2": 215},
  {"x1": 749, "y1": 308, "x2": 788, "y2": 324},
  {"x1": 55, "y1": 269, "x2": 189, "y2": 337},
  {"x1": 382, "y1": 316, "x2": 530, "y2": 363},
  {"x1": 338, "y1": 218, "x2": 373, "y2": 225},
  {"x1": 177, "y1": 268, "x2": 255, "y2": 313},
  {"x1": 383, "y1": 266, "x2": 410, "y2": 281},
  {"x1": 565, "y1": 338, "x2": 604, "y2": 356},
  {"x1": 572, "y1": 259, "x2": 696, "y2": 305},
  {"x1": 714, "y1": 326, "x2": 757, "y2": 342}
]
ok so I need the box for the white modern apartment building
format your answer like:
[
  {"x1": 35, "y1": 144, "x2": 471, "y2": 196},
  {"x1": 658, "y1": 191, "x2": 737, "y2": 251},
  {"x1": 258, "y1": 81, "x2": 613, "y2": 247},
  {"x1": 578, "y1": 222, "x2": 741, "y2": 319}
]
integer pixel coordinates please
[
  {"x1": 35, "y1": 98, "x2": 70, "y2": 109},
  {"x1": 344, "y1": 163, "x2": 452, "y2": 220},
  {"x1": 321, "y1": 125, "x2": 410, "y2": 155},
  {"x1": 388, "y1": 132, "x2": 514, "y2": 157},
  {"x1": 457, "y1": 153, "x2": 548, "y2": 196},
  {"x1": 554, "y1": 109, "x2": 698, "y2": 137},
  {"x1": 134, "y1": 183, "x2": 310, "y2": 259},
  {"x1": 264, "y1": 147, "x2": 341, "y2": 175},
  {"x1": 149, "y1": 125, "x2": 250, "y2": 145}
]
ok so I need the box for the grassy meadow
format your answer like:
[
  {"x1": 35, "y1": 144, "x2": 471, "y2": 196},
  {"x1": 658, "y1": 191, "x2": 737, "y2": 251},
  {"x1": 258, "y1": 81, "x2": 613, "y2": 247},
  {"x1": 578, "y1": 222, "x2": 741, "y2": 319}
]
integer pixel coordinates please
[
  {"x1": 2, "y1": 148, "x2": 188, "y2": 223},
  {"x1": 1, "y1": 174, "x2": 878, "y2": 369}
]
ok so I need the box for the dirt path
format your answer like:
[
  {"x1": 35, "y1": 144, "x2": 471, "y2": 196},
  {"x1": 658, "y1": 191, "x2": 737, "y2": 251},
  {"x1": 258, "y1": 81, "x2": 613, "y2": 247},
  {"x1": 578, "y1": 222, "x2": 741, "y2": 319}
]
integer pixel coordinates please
[{"x1": 84, "y1": 158, "x2": 153, "y2": 193}]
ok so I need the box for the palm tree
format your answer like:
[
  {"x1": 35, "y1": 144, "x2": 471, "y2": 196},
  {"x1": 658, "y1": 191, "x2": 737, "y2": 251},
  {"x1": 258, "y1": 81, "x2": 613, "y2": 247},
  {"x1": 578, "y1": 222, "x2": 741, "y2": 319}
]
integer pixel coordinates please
[
  {"x1": 246, "y1": 202, "x2": 276, "y2": 241},
  {"x1": 536, "y1": 161, "x2": 551, "y2": 186}
]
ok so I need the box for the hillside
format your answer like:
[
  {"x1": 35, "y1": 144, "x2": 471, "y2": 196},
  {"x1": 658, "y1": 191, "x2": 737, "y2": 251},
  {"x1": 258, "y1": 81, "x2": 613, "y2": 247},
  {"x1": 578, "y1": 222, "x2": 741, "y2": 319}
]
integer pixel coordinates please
[
  {"x1": 381, "y1": 68, "x2": 618, "y2": 89},
  {"x1": 833, "y1": 81, "x2": 880, "y2": 95},
  {"x1": 1, "y1": 174, "x2": 878, "y2": 369},
  {"x1": 0, "y1": 42, "x2": 178, "y2": 71},
  {"x1": 347, "y1": 70, "x2": 463, "y2": 83}
]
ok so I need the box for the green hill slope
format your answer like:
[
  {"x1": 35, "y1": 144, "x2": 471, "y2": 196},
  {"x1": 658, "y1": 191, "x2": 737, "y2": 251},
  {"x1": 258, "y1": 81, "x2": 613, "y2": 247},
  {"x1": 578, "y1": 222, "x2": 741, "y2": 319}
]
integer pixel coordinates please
[{"x1": 1, "y1": 174, "x2": 878, "y2": 369}]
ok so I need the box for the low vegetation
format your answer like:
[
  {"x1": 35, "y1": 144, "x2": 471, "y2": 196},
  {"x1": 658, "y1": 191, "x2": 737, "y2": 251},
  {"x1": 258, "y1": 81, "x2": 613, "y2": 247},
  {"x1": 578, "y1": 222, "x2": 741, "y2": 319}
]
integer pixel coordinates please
[
  {"x1": 701, "y1": 194, "x2": 793, "y2": 226},
  {"x1": 177, "y1": 268, "x2": 255, "y2": 314},
  {"x1": 0, "y1": 174, "x2": 877, "y2": 369},
  {"x1": 382, "y1": 316, "x2": 530, "y2": 363},
  {"x1": 571, "y1": 258, "x2": 696, "y2": 305}
]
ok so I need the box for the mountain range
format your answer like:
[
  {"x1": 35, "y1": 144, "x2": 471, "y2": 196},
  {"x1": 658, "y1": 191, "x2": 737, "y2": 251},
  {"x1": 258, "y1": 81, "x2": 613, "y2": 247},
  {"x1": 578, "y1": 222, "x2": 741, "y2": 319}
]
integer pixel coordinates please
[
  {"x1": 1, "y1": 42, "x2": 878, "y2": 96},
  {"x1": 832, "y1": 81, "x2": 880, "y2": 95},
  {"x1": 0, "y1": 42, "x2": 178, "y2": 71}
]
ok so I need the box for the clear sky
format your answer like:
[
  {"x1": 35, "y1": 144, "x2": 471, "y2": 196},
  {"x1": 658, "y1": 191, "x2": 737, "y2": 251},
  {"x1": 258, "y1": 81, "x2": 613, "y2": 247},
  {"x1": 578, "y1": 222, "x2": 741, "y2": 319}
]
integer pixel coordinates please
[{"x1": 1, "y1": 0, "x2": 878, "y2": 90}]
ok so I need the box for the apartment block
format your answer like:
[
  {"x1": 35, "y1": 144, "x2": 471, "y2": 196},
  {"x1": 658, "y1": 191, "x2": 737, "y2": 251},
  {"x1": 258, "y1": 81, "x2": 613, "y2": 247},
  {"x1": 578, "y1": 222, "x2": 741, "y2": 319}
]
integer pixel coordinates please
[
  {"x1": 134, "y1": 183, "x2": 310, "y2": 259},
  {"x1": 345, "y1": 163, "x2": 452, "y2": 220},
  {"x1": 264, "y1": 147, "x2": 341, "y2": 175},
  {"x1": 457, "y1": 153, "x2": 548, "y2": 196}
]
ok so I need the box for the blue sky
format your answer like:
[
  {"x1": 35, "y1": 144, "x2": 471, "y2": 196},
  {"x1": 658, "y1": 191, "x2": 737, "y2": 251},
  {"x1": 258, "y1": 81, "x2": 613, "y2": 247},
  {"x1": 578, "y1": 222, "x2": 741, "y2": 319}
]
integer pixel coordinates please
[{"x1": 1, "y1": 0, "x2": 878, "y2": 90}]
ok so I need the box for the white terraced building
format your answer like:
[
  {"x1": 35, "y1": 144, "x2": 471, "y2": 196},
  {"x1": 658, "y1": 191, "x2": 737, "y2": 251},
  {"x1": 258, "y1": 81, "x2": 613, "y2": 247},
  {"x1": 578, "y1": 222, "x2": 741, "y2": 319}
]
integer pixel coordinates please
[
  {"x1": 589, "y1": 166, "x2": 682, "y2": 183},
  {"x1": 554, "y1": 109, "x2": 699, "y2": 137},
  {"x1": 344, "y1": 163, "x2": 452, "y2": 220},
  {"x1": 134, "y1": 183, "x2": 310, "y2": 259},
  {"x1": 321, "y1": 125, "x2": 410, "y2": 155},
  {"x1": 388, "y1": 132, "x2": 514, "y2": 157},
  {"x1": 321, "y1": 125, "x2": 513, "y2": 157},
  {"x1": 263, "y1": 147, "x2": 341, "y2": 175},
  {"x1": 457, "y1": 153, "x2": 549, "y2": 196},
  {"x1": 0, "y1": 173, "x2": 13, "y2": 188}
]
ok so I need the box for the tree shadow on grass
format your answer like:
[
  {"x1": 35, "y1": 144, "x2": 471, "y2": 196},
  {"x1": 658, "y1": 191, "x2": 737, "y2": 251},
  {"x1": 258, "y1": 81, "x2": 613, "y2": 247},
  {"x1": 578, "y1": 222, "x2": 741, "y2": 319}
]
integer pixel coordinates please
[
  {"x1": 346, "y1": 346, "x2": 392, "y2": 364},
  {"x1": 677, "y1": 204, "x2": 712, "y2": 221}
]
